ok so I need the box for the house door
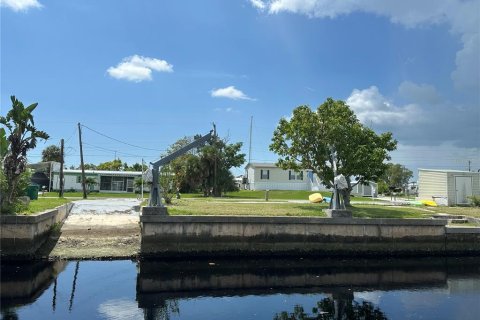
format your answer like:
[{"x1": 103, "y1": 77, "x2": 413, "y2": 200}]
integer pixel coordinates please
[{"x1": 455, "y1": 176, "x2": 472, "y2": 205}]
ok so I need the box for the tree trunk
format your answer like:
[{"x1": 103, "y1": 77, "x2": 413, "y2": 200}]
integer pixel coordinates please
[{"x1": 342, "y1": 178, "x2": 353, "y2": 207}]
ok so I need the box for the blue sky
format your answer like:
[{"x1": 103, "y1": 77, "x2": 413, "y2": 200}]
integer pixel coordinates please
[{"x1": 1, "y1": 0, "x2": 479, "y2": 177}]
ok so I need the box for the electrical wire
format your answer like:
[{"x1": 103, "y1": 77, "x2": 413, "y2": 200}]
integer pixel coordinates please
[{"x1": 80, "y1": 124, "x2": 166, "y2": 152}]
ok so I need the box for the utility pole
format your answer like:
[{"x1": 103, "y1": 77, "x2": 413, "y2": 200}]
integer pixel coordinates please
[
  {"x1": 59, "y1": 139, "x2": 64, "y2": 198},
  {"x1": 213, "y1": 123, "x2": 217, "y2": 197},
  {"x1": 141, "y1": 158, "x2": 144, "y2": 200},
  {"x1": 78, "y1": 123, "x2": 87, "y2": 199}
]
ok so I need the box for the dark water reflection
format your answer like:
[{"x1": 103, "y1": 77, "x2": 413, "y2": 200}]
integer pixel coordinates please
[{"x1": 1, "y1": 257, "x2": 480, "y2": 319}]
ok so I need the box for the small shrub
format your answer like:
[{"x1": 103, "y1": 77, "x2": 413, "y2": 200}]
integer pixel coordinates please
[{"x1": 468, "y1": 195, "x2": 480, "y2": 207}]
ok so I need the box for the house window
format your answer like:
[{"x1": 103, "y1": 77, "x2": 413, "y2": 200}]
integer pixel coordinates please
[
  {"x1": 100, "y1": 176, "x2": 112, "y2": 190},
  {"x1": 289, "y1": 171, "x2": 304, "y2": 180},
  {"x1": 76, "y1": 176, "x2": 81, "y2": 183},
  {"x1": 260, "y1": 169, "x2": 270, "y2": 180},
  {"x1": 112, "y1": 177, "x2": 125, "y2": 191},
  {"x1": 297, "y1": 171, "x2": 303, "y2": 180}
]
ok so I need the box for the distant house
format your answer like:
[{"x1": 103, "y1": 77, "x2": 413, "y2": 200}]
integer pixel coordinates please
[
  {"x1": 351, "y1": 181, "x2": 378, "y2": 197},
  {"x1": 52, "y1": 169, "x2": 143, "y2": 193},
  {"x1": 418, "y1": 169, "x2": 480, "y2": 206},
  {"x1": 245, "y1": 162, "x2": 378, "y2": 196},
  {"x1": 244, "y1": 163, "x2": 329, "y2": 191}
]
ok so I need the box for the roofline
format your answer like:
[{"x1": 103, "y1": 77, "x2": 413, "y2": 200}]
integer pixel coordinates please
[{"x1": 418, "y1": 168, "x2": 479, "y2": 174}]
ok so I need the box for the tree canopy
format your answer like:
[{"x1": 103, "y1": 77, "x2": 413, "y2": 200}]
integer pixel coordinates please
[
  {"x1": 270, "y1": 98, "x2": 397, "y2": 204},
  {"x1": 378, "y1": 163, "x2": 413, "y2": 194},
  {"x1": 41, "y1": 145, "x2": 62, "y2": 162},
  {"x1": 162, "y1": 134, "x2": 245, "y2": 197}
]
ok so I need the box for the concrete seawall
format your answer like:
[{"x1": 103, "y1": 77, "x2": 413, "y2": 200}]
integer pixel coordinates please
[
  {"x1": 140, "y1": 215, "x2": 480, "y2": 257},
  {"x1": 0, "y1": 203, "x2": 73, "y2": 259}
]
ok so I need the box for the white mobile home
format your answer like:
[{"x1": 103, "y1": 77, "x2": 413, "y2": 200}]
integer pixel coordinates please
[
  {"x1": 245, "y1": 163, "x2": 329, "y2": 191},
  {"x1": 418, "y1": 169, "x2": 480, "y2": 206},
  {"x1": 52, "y1": 169, "x2": 143, "y2": 193}
]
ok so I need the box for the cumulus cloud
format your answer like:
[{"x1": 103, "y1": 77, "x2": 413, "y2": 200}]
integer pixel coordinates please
[
  {"x1": 251, "y1": 0, "x2": 480, "y2": 91},
  {"x1": 398, "y1": 81, "x2": 441, "y2": 104},
  {"x1": 107, "y1": 55, "x2": 173, "y2": 82},
  {"x1": 211, "y1": 86, "x2": 255, "y2": 100},
  {"x1": 0, "y1": 0, "x2": 42, "y2": 11},
  {"x1": 346, "y1": 83, "x2": 479, "y2": 148},
  {"x1": 346, "y1": 86, "x2": 423, "y2": 125}
]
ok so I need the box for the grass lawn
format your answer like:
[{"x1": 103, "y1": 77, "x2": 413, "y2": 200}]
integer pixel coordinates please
[
  {"x1": 167, "y1": 199, "x2": 431, "y2": 219},
  {"x1": 19, "y1": 198, "x2": 71, "y2": 215},
  {"x1": 427, "y1": 206, "x2": 480, "y2": 218}
]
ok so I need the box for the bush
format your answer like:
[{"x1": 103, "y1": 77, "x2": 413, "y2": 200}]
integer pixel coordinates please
[
  {"x1": 468, "y1": 195, "x2": 480, "y2": 207},
  {"x1": 1, "y1": 168, "x2": 31, "y2": 214}
]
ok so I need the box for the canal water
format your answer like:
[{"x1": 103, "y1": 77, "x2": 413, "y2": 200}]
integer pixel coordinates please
[{"x1": 1, "y1": 257, "x2": 480, "y2": 319}]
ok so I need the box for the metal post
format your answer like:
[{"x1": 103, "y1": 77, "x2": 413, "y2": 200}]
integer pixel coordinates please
[{"x1": 59, "y1": 139, "x2": 64, "y2": 197}]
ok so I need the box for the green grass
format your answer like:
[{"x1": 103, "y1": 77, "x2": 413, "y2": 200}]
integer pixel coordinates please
[
  {"x1": 166, "y1": 198, "x2": 433, "y2": 219},
  {"x1": 168, "y1": 199, "x2": 328, "y2": 216},
  {"x1": 19, "y1": 198, "x2": 71, "y2": 215},
  {"x1": 427, "y1": 206, "x2": 480, "y2": 218},
  {"x1": 351, "y1": 205, "x2": 427, "y2": 219}
]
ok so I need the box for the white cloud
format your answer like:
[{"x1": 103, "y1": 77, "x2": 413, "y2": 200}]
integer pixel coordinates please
[
  {"x1": 251, "y1": 0, "x2": 480, "y2": 91},
  {"x1": 97, "y1": 298, "x2": 143, "y2": 320},
  {"x1": 346, "y1": 85, "x2": 423, "y2": 125},
  {"x1": 0, "y1": 0, "x2": 42, "y2": 11},
  {"x1": 211, "y1": 86, "x2": 255, "y2": 100},
  {"x1": 398, "y1": 81, "x2": 440, "y2": 104},
  {"x1": 250, "y1": 0, "x2": 266, "y2": 10},
  {"x1": 346, "y1": 82, "x2": 479, "y2": 148},
  {"x1": 107, "y1": 55, "x2": 173, "y2": 82}
]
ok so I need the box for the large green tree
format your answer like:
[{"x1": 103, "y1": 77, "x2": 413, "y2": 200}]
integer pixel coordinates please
[
  {"x1": 41, "y1": 145, "x2": 62, "y2": 162},
  {"x1": 0, "y1": 96, "x2": 49, "y2": 212},
  {"x1": 199, "y1": 136, "x2": 245, "y2": 197},
  {"x1": 378, "y1": 163, "x2": 413, "y2": 194},
  {"x1": 270, "y1": 98, "x2": 397, "y2": 205},
  {"x1": 160, "y1": 134, "x2": 245, "y2": 197}
]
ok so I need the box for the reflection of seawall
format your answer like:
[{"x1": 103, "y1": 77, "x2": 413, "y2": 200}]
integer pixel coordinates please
[
  {"x1": 1, "y1": 260, "x2": 67, "y2": 307},
  {"x1": 136, "y1": 257, "x2": 480, "y2": 307}
]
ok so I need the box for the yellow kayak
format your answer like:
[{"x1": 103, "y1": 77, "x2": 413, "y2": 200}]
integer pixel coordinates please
[
  {"x1": 309, "y1": 193, "x2": 324, "y2": 203},
  {"x1": 421, "y1": 200, "x2": 438, "y2": 207}
]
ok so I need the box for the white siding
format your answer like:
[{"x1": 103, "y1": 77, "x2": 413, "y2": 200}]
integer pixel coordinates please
[
  {"x1": 447, "y1": 172, "x2": 480, "y2": 205},
  {"x1": 52, "y1": 173, "x2": 100, "y2": 192},
  {"x1": 248, "y1": 166, "x2": 309, "y2": 190},
  {"x1": 418, "y1": 170, "x2": 448, "y2": 201}
]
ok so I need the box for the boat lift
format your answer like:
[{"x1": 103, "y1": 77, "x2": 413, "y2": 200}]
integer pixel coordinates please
[{"x1": 148, "y1": 128, "x2": 215, "y2": 207}]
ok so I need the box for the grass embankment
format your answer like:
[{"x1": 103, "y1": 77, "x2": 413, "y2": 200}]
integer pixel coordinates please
[
  {"x1": 19, "y1": 198, "x2": 71, "y2": 215},
  {"x1": 167, "y1": 199, "x2": 429, "y2": 219}
]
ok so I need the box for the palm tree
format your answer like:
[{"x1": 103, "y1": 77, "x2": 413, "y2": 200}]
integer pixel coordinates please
[{"x1": 0, "y1": 96, "x2": 49, "y2": 212}]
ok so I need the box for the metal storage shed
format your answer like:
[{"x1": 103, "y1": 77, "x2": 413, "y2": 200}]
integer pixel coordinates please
[{"x1": 418, "y1": 169, "x2": 480, "y2": 206}]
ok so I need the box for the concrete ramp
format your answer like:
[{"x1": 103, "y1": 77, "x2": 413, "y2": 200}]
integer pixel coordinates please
[
  {"x1": 70, "y1": 198, "x2": 141, "y2": 215},
  {"x1": 44, "y1": 199, "x2": 142, "y2": 259}
]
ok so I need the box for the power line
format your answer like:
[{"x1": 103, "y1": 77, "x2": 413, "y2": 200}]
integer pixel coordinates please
[
  {"x1": 80, "y1": 124, "x2": 166, "y2": 152},
  {"x1": 83, "y1": 142, "x2": 147, "y2": 158}
]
